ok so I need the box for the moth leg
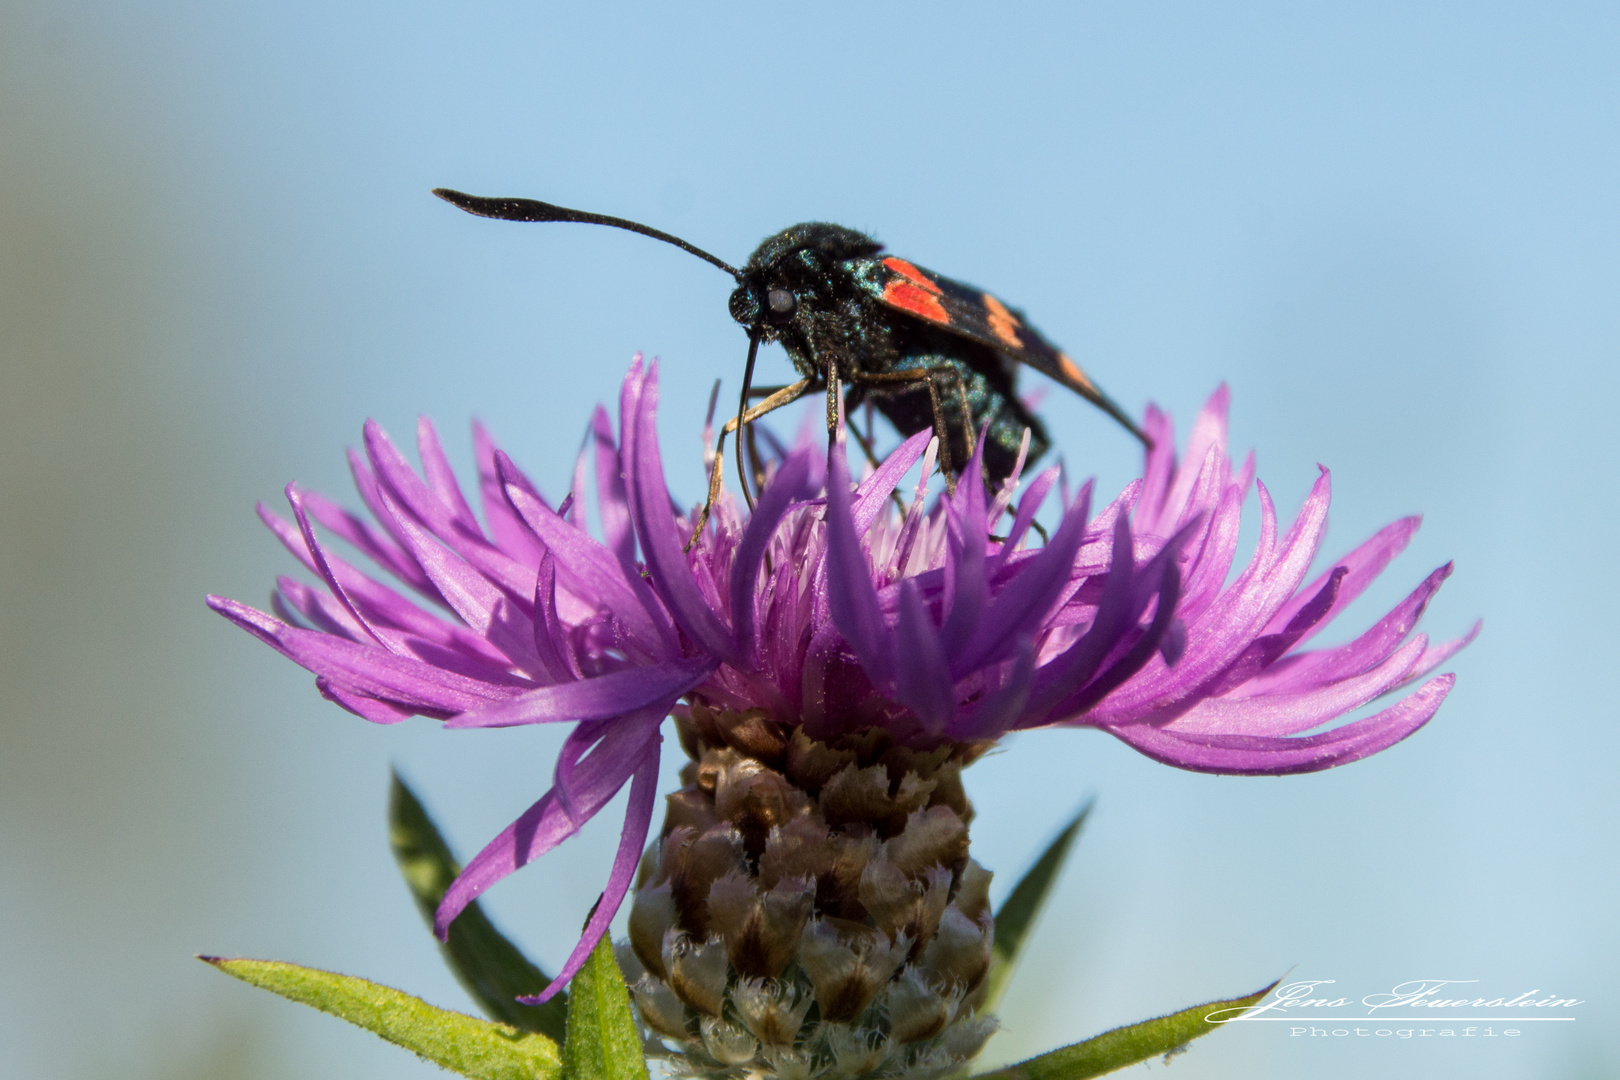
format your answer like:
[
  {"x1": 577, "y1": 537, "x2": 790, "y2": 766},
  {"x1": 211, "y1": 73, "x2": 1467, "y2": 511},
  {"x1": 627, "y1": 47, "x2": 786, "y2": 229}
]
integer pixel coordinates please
[
  {"x1": 864, "y1": 364, "x2": 973, "y2": 470},
  {"x1": 745, "y1": 420, "x2": 768, "y2": 495},
  {"x1": 824, "y1": 360, "x2": 843, "y2": 437},
  {"x1": 843, "y1": 367, "x2": 958, "y2": 491},
  {"x1": 688, "y1": 376, "x2": 816, "y2": 550},
  {"x1": 739, "y1": 382, "x2": 793, "y2": 492},
  {"x1": 930, "y1": 364, "x2": 977, "y2": 470}
]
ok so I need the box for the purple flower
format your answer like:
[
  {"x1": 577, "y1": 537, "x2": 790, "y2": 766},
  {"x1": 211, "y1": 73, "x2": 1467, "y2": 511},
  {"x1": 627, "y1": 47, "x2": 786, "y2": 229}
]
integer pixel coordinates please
[{"x1": 211, "y1": 358, "x2": 1473, "y2": 996}]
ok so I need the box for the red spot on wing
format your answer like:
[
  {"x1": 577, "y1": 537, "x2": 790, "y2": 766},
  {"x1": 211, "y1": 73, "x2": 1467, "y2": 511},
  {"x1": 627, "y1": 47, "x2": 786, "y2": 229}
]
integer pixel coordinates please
[
  {"x1": 1057, "y1": 352, "x2": 1096, "y2": 393},
  {"x1": 882, "y1": 257, "x2": 943, "y2": 295},
  {"x1": 884, "y1": 280, "x2": 950, "y2": 324},
  {"x1": 982, "y1": 294, "x2": 1023, "y2": 349}
]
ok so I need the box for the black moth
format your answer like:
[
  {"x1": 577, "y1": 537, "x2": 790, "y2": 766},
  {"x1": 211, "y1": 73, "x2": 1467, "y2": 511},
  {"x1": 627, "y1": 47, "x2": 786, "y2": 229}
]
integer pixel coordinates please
[{"x1": 432, "y1": 188, "x2": 1149, "y2": 533}]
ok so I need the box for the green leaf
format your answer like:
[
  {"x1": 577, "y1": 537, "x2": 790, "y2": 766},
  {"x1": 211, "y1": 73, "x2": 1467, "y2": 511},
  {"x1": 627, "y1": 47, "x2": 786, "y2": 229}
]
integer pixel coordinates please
[
  {"x1": 973, "y1": 979, "x2": 1280, "y2": 1080},
  {"x1": 390, "y1": 770, "x2": 570, "y2": 1042},
  {"x1": 561, "y1": 934, "x2": 649, "y2": 1080},
  {"x1": 200, "y1": 956, "x2": 561, "y2": 1080},
  {"x1": 982, "y1": 800, "x2": 1092, "y2": 1012}
]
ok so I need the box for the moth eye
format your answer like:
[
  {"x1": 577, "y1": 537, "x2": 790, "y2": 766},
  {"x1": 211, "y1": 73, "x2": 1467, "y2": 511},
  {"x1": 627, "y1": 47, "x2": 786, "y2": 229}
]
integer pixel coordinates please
[{"x1": 766, "y1": 288, "x2": 796, "y2": 317}]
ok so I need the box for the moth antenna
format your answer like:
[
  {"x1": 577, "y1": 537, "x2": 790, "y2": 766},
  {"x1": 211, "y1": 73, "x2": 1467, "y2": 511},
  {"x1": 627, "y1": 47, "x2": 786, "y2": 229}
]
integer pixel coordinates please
[{"x1": 432, "y1": 188, "x2": 742, "y2": 279}]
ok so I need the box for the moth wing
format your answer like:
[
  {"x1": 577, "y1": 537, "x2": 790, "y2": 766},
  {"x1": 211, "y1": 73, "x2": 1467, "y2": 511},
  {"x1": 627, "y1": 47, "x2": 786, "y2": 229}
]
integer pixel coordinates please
[{"x1": 850, "y1": 255, "x2": 1148, "y2": 444}]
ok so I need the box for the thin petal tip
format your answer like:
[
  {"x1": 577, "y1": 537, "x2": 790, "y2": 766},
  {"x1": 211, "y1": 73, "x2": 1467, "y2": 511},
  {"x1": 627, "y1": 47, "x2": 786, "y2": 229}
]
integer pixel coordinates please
[{"x1": 516, "y1": 984, "x2": 564, "y2": 1006}]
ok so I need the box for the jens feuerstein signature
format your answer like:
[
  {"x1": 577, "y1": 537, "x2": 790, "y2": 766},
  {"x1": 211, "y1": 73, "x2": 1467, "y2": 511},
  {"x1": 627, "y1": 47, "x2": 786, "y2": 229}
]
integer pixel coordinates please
[{"x1": 1206, "y1": 980, "x2": 1583, "y2": 1025}]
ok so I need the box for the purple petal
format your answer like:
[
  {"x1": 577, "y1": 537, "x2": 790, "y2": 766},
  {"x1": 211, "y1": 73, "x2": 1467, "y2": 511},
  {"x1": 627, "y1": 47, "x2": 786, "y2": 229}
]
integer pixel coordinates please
[
  {"x1": 345, "y1": 446, "x2": 446, "y2": 602},
  {"x1": 1240, "y1": 563, "x2": 1453, "y2": 697},
  {"x1": 1025, "y1": 512, "x2": 1139, "y2": 716},
  {"x1": 296, "y1": 487, "x2": 437, "y2": 599},
  {"x1": 851, "y1": 429, "x2": 933, "y2": 537},
  {"x1": 1399, "y1": 619, "x2": 1480, "y2": 686},
  {"x1": 444, "y1": 656, "x2": 718, "y2": 729},
  {"x1": 824, "y1": 436, "x2": 892, "y2": 687},
  {"x1": 1260, "y1": 516, "x2": 1421, "y2": 647},
  {"x1": 417, "y1": 416, "x2": 484, "y2": 539},
  {"x1": 952, "y1": 483, "x2": 1091, "y2": 677},
  {"x1": 1143, "y1": 442, "x2": 1223, "y2": 561},
  {"x1": 286, "y1": 484, "x2": 390, "y2": 650},
  {"x1": 1155, "y1": 386, "x2": 1231, "y2": 534},
  {"x1": 1133, "y1": 404, "x2": 1177, "y2": 533},
  {"x1": 1172, "y1": 481, "x2": 1246, "y2": 625},
  {"x1": 949, "y1": 635, "x2": 1037, "y2": 740},
  {"x1": 989, "y1": 466, "x2": 1061, "y2": 575},
  {"x1": 550, "y1": 714, "x2": 616, "y2": 821},
  {"x1": 1159, "y1": 618, "x2": 1188, "y2": 665},
  {"x1": 260, "y1": 504, "x2": 511, "y2": 665},
  {"x1": 1159, "y1": 634, "x2": 1428, "y2": 737},
  {"x1": 1196, "y1": 566, "x2": 1349, "y2": 697},
  {"x1": 363, "y1": 420, "x2": 535, "y2": 599},
  {"x1": 1062, "y1": 559, "x2": 1184, "y2": 718},
  {"x1": 274, "y1": 575, "x2": 362, "y2": 639},
  {"x1": 520, "y1": 737, "x2": 661, "y2": 1003},
  {"x1": 1113, "y1": 472, "x2": 1313, "y2": 708},
  {"x1": 566, "y1": 425, "x2": 590, "y2": 529},
  {"x1": 532, "y1": 552, "x2": 582, "y2": 684},
  {"x1": 890, "y1": 436, "x2": 942, "y2": 580},
  {"x1": 317, "y1": 678, "x2": 415, "y2": 724},
  {"x1": 1035, "y1": 509, "x2": 1202, "y2": 711},
  {"x1": 1104, "y1": 674, "x2": 1454, "y2": 775},
  {"x1": 591, "y1": 406, "x2": 636, "y2": 569},
  {"x1": 1233, "y1": 449, "x2": 1256, "y2": 499},
  {"x1": 209, "y1": 596, "x2": 527, "y2": 710},
  {"x1": 472, "y1": 421, "x2": 548, "y2": 565},
  {"x1": 942, "y1": 432, "x2": 990, "y2": 655},
  {"x1": 373, "y1": 484, "x2": 546, "y2": 677},
  {"x1": 1238, "y1": 468, "x2": 1333, "y2": 631},
  {"x1": 497, "y1": 451, "x2": 678, "y2": 658},
  {"x1": 732, "y1": 450, "x2": 817, "y2": 659},
  {"x1": 434, "y1": 706, "x2": 663, "y2": 938},
  {"x1": 621, "y1": 360, "x2": 740, "y2": 665},
  {"x1": 1084, "y1": 479, "x2": 1144, "y2": 557},
  {"x1": 894, "y1": 580, "x2": 955, "y2": 733},
  {"x1": 987, "y1": 430, "x2": 1034, "y2": 525},
  {"x1": 270, "y1": 572, "x2": 538, "y2": 687}
]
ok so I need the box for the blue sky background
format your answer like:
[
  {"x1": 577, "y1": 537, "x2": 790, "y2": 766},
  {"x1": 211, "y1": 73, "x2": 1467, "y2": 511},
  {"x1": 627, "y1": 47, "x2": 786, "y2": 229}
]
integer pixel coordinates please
[{"x1": 1, "y1": 2, "x2": 1615, "y2": 1078}]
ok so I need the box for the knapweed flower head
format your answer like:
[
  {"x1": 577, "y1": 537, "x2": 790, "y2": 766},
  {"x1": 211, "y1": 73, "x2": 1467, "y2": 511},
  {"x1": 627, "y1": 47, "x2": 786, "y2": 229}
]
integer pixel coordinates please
[{"x1": 210, "y1": 357, "x2": 1471, "y2": 1075}]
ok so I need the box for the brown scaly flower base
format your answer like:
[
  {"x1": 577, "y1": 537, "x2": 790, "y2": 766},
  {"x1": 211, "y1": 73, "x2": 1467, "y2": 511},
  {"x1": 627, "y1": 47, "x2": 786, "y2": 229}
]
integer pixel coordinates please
[{"x1": 618, "y1": 706, "x2": 1000, "y2": 1079}]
